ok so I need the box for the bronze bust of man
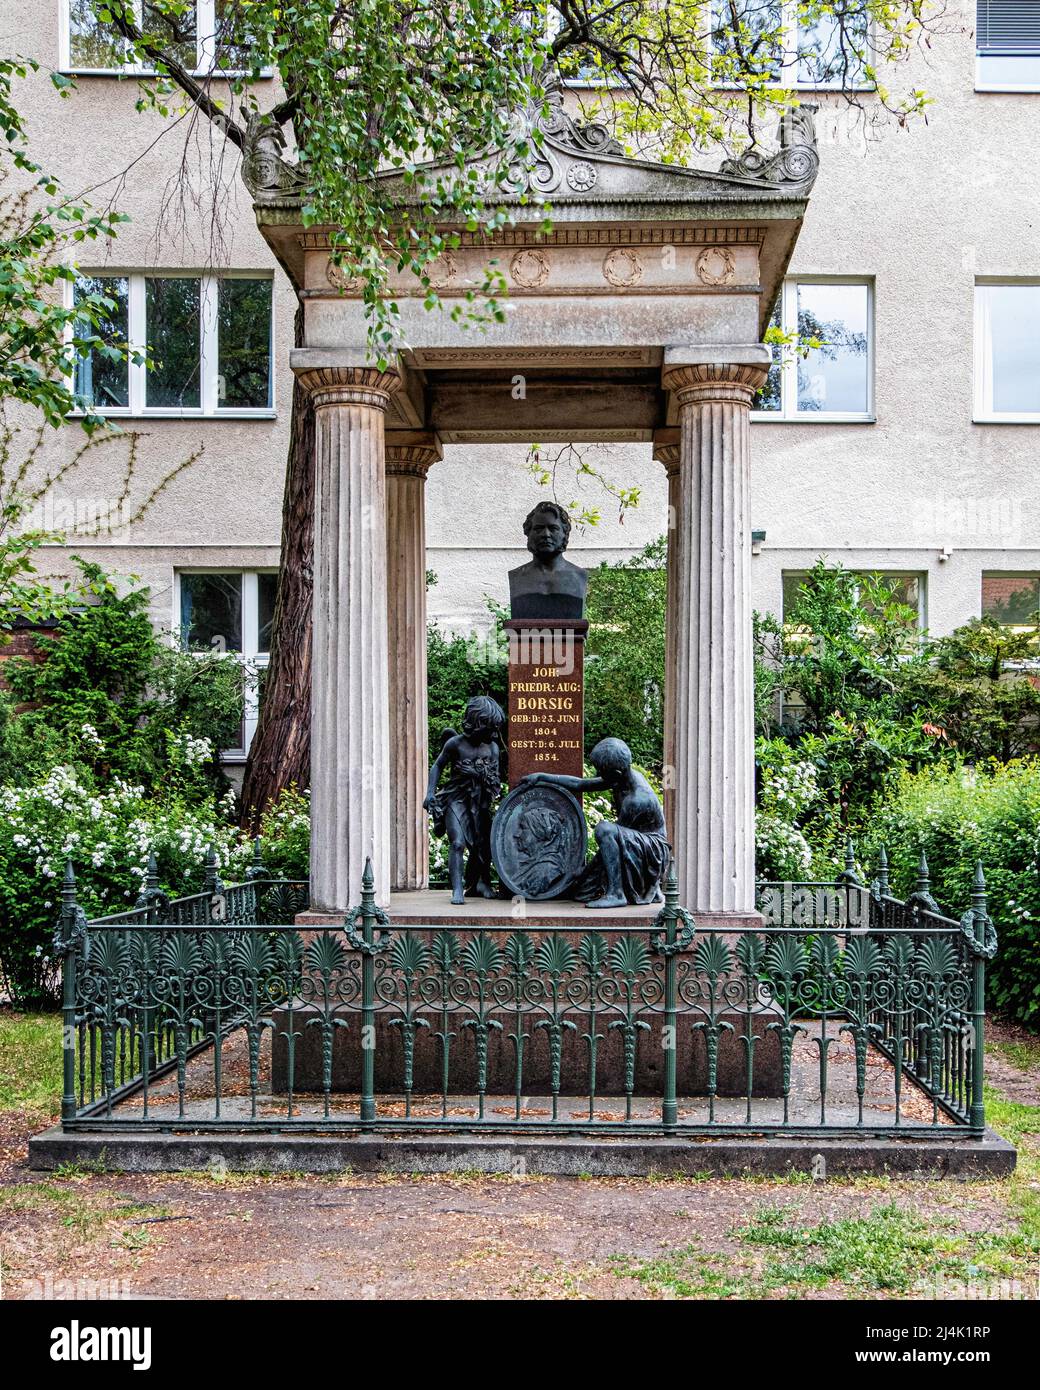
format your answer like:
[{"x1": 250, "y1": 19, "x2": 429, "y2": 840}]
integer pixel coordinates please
[{"x1": 508, "y1": 501, "x2": 588, "y2": 621}]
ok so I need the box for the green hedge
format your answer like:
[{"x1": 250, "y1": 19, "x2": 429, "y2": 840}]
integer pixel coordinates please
[{"x1": 863, "y1": 760, "x2": 1040, "y2": 1027}]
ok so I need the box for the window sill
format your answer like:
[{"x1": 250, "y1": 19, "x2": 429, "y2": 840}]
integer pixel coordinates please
[
  {"x1": 70, "y1": 410, "x2": 278, "y2": 421},
  {"x1": 751, "y1": 413, "x2": 876, "y2": 424},
  {"x1": 60, "y1": 67, "x2": 274, "y2": 80},
  {"x1": 973, "y1": 414, "x2": 1040, "y2": 424},
  {"x1": 975, "y1": 84, "x2": 1040, "y2": 93}
]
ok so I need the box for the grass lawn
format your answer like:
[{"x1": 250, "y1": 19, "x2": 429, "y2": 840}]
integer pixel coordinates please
[{"x1": 0, "y1": 1010, "x2": 61, "y2": 1120}]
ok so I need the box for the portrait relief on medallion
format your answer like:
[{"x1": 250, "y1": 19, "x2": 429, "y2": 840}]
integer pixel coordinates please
[
  {"x1": 602, "y1": 247, "x2": 644, "y2": 288},
  {"x1": 426, "y1": 250, "x2": 458, "y2": 290},
  {"x1": 509, "y1": 248, "x2": 552, "y2": 289},
  {"x1": 695, "y1": 246, "x2": 736, "y2": 286},
  {"x1": 326, "y1": 259, "x2": 360, "y2": 292},
  {"x1": 566, "y1": 160, "x2": 597, "y2": 192}
]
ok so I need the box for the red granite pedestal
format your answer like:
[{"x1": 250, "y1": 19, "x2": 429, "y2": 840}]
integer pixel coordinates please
[{"x1": 274, "y1": 900, "x2": 780, "y2": 1097}]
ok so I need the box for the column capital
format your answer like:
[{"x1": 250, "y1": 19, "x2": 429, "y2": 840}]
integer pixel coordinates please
[
  {"x1": 662, "y1": 360, "x2": 768, "y2": 408},
  {"x1": 291, "y1": 349, "x2": 401, "y2": 410},
  {"x1": 385, "y1": 432, "x2": 443, "y2": 478},
  {"x1": 652, "y1": 428, "x2": 681, "y2": 476}
]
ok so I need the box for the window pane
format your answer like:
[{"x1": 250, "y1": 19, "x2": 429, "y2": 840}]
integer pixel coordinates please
[
  {"x1": 977, "y1": 1, "x2": 1040, "y2": 54},
  {"x1": 73, "y1": 276, "x2": 129, "y2": 408},
  {"x1": 781, "y1": 573, "x2": 806, "y2": 618},
  {"x1": 797, "y1": 12, "x2": 869, "y2": 87},
  {"x1": 754, "y1": 295, "x2": 782, "y2": 411},
  {"x1": 146, "y1": 277, "x2": 201, "y2": 408},
  {"x1": 977, "y1": 54, "x2": 1040, "y2": 86},
  {"x1": 142, "y1": 1, "x2": 198, "y2": 70},
  {"x1": 68, "y1": 1, "x2": 126, "y2": 68},
  {"x1": 180, "y1": 574, "x2": 242, "y2": 652},
  {"x1": 982, "y1": 575, "x2": 1040, "y2": 626},
  {"x1": 857, "y1": 574, "x2": 920, "y2": 620},
  {"x1": 712, "y1": 0, "x2": 783, "y2": 82},
  {"x1": 213, "y1": 0, "x2": 259, "y2": 71},
  {"x1": 796, "y1": 282, "x2": 869, "y2": 414},
  {"x1": 980, "y1": 285, "x2": 1040, "y2": 414},
  {"x1": 257, "y1": 573, "x2": 278, "y2": 653},
  {"x1": 217, "y1": 278, "x2": 272, "y2": 409}
]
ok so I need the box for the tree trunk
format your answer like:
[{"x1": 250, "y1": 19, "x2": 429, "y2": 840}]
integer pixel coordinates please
[{"x1": 239, "y1": 302, "x2": 314, "y2": 827}]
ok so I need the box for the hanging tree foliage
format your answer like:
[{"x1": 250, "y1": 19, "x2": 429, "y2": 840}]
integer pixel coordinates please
[{"x1": 86, "y1": 0, "x2": 946, "y2": 819}]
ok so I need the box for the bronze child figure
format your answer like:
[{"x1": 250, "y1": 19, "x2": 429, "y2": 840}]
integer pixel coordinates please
[
  {"x1": 424, "y1": 695, "x2": 506, "y2": 905},
  {"x1": 521, "y1": 737, "x2": 670, "y2": 907}
]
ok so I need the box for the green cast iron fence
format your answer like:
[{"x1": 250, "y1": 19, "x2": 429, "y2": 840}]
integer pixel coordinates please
[{"x1": 54, "y1": 846, "x2": 997, "y2": 1138}]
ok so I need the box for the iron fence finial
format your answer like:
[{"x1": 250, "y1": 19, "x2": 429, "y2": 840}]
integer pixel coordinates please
[
  {"x1": 917, "y1": 849, "x2": 931, "y2": 892},
  {"x1": 245, "y1": 836, "x2": 269, "y2": 883},
  {"x1": 972, "y1": 860, "x2": 988, "y2": 913},
  {"x1": 836, "y1": 838, "x2": 861, "y2": 887}
]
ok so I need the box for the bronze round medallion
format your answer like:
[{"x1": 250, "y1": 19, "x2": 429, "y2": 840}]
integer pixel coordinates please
[{"x1": 491, "y1": 782, "x2": 587, "y2": 901}]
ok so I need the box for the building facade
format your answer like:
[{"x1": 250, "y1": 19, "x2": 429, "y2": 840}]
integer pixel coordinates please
[{"x1": 3, "y1": 1, "x2": 1039, "y2": 766}]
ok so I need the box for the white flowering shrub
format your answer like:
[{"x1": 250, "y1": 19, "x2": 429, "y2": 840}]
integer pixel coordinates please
[
  {"x1": 254, "y1": 786, "x2": 310, "y2": 880},
  {"x1": 0, "y1": 764, "x2": 253, "y2": 1003},
  {"x1": 755, "y1": 739, "x2": 824, "y2": 882}
]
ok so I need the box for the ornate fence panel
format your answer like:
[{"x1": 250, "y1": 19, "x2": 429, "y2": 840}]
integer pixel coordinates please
[{"x1": 54, "y1": 846, "x2": 997, "y2": 1138}]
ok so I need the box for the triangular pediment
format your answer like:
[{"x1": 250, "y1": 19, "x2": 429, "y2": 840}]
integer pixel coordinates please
[
  {"x1": 244, "y1": 96, "x2": 819, "y2": 216},
  {"x1": 372, "y1": 97, "x2": 819, "y2": 212}
]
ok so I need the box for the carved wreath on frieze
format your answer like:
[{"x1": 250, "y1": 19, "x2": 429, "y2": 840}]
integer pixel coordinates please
[
  {"x1": 510, "y1": 248, "x2": 551, "y2": 289},
  {"x1": 696, "y1": 247, "x2": 735, "y2": 286},
  {"x1": 326, "y1": 261, "x2": 360, "y2": 292},
  {"x1": 425, "y1": 250, "x2": 458, "y2": 290},
  {"x1": 602, "y1": 247, "x2": 643, "y2": 288}
]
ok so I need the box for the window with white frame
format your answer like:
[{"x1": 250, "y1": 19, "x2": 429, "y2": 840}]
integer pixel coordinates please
[
  {"x1": 62, "y1": 1, "x2": 257, "y2": 75},
  {"x1": 753, "y1": 278, "x2": 873, "y2": 420},
  {"x1": 711, "y1": 0, "x2": 870, "y2": 90},
  {"x1": 177, "y1": 571, "x2": 277, "y2": 757},
  {"x1": 976, "y1": 1, "x2": 1040, "y2": 91},
  {"x1": 72, "y1": 272, "x2": 274, "y2": 416},
  {"x1": 974, "y1": 282, "x2": 1040, "y2": 421}
]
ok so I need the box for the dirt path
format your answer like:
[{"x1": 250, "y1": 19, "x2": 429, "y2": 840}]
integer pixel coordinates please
[{"x1": 1, "y1": 1016, "x2": 1036, "y2": 1301}]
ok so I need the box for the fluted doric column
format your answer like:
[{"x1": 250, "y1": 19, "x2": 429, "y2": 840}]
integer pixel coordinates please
[
  {"x1": 386, "y1": 435, "x2": 441, "y2": 890},
  {"x1": 652, "y1": 434, "x2": 681, "y2": 846},
  {"x1": 662, "y1": 357, "x2": 769, "y2": 913},
  {"x1": 293, "y1": 361, "x2": 401, "y2": 911}
]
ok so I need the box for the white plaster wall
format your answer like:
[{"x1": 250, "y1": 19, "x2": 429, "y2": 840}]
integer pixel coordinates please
[
  {"x1": 1, "y1": 0, "x2": 289, "y2": 628},
  {"x1": 3, "y1": 2, "x2": 1038, "y2": 638},
  {"x1": 749, "y1": 5, "x2": 1040, "y2": 632}
]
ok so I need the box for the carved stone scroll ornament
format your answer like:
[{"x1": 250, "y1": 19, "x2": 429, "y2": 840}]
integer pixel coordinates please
[
  {"x1": 538, "y1": 87, "x2": 624, "y2": 157},
  {"x1": 718, "y1": 103, "x2": 819, "y2": 190},
  {"x1": 241, "y1": 114, "x2": 306, "y2": 200},
  {"x1": 468, "y1": 88, "x2": 624, "y2": 199}
]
